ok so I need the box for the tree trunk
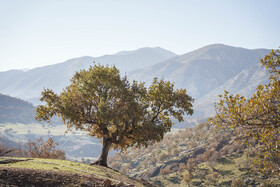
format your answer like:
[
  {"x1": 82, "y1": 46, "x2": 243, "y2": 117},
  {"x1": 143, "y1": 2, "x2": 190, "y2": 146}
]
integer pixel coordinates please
[{"x1": 91, "y1": 137, "x2": 112, "y2": 167}]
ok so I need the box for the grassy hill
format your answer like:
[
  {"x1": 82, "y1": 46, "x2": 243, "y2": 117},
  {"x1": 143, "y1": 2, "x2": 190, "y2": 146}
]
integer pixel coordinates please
[{"x1": 0, "y1": 157, "x2": 152, "y2": 186}]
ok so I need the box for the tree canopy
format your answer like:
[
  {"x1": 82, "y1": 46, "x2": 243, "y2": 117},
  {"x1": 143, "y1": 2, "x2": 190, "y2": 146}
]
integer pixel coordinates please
[
  {"x1": 35, "y1": 64, "x2": 193, "y2": 166},
  {"x1": 210, "y1": 48, "x2": 280, "y2": 175}
]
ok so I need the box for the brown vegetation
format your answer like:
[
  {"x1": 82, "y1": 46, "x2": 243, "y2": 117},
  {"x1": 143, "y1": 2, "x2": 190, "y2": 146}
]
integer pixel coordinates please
[{"x1": 0, "y1": 137, "x2": 65, "y2": 160}]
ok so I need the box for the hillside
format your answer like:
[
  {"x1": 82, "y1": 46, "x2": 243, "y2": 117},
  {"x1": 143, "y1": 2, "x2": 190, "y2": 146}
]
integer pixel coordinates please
[
  {"x1": 0, "y1": 157, "x2": 152, "y2": 186},
  {"x1": 108, "y1": 122, "x2": 280, "y2": 186},
  {"x1": 0, "y1": 93, "x2": 36, "y2": 124},
  {"x1": 0, "y1": 47, "x2": 176, "y2": 105},
  {"x1": 194, "y1": 64, "x2": 270, "y2": 117}
]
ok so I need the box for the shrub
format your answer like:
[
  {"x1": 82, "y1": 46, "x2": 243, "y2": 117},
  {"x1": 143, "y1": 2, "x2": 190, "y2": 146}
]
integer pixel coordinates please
[
  {"x1": 182, "y1": 170, "x2": 191, "y2": 187},
  {"x1": 24, "y1": 137, "x2": 65, "y2": 159},
  {"x1": 160, "y1": 167, "x2": 171, "y2": 175},
  {"x1": 158, "y1": 152, "x2": 168, "y2": 162},
  {"x1": 205, "y1": 172, "x2": 219, "y2": 185},
  {"x1": 231, "y1": 178, "x2": 245, "y2": 187}
]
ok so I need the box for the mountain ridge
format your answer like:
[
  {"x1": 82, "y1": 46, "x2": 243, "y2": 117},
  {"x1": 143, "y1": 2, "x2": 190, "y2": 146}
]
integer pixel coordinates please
[
  {"x1": 0, "y1": 47, "x2": 176, "y2": 104},
  {"x1": 129, "y1": 44, "x2": 270, "y2": 99},
  {"x1": 0, "y1": 44, "x2": 272, "y2": 123}
]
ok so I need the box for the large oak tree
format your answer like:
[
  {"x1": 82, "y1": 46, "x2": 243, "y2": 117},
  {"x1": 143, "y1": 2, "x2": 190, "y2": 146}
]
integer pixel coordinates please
[{"x1": 35, "y1": 64, "x2": 193, "y2": 166}]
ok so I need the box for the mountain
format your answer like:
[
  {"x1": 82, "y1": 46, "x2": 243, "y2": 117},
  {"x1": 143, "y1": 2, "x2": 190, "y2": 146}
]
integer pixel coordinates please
[
  {"x1": 0, "y1": 44, "x2": 272, "y2": 123},
  {"x1": 128, "y1": 44, "x2": 271, "y2": 118},
  {"x1": 194, "y1": 64, "x2": 270, "y2": 117},
  {"x1": 129, "y1": 44, "x2": 269, "y2": 98},
  {"x1": 0, "y1": 93, "x2": 36, "y2": 124},
  {"x1": 0, "y1": 47, "x2": 176, "y2": 104}
]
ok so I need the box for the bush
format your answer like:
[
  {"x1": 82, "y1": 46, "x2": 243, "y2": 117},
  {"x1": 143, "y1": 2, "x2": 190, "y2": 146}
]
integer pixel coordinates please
[
  {"x1": 231, "y1": 178, "x2": 245, "y2": 187},
  {"x1": 24, "y1": 137, "x2": 65, "y2": 159},
  {"x1": 160, "y1": 167, "x2": 171, "y2": 175},
  {"x1": 205, "y1": 172, "x2": 219, "y2": 185},
  {"x1": 158, "y1": 152, "x2": 168, "y2": 162},
  {"x1": 182, "y1": 170, "x2": 191, "y2": 187},
  {"x1": 0, "y1": 137, "x2": 65, "y2": 159}
]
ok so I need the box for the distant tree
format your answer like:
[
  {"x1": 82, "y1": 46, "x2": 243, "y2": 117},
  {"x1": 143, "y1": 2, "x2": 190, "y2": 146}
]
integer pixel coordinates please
[
  {"x1": 186, "y1": 158, "x2": 197, "y2": 172},
  {"x1": 187, "y1": 141, "x2": 198, "y2": 149},
  {"x1": 172, "y1": 146, "x2": 180, "y2": 156},
  {"x1": 178, "y1": 163, "x2": 186, "y2": 172},
  {"x1": 210, "y1": 48, "x2": 280, "y2": 175},
  {"x1": 160, "y1": 167, "x2": 171, "y2": 175},
  {"x1": 182, "y1": 170, "x2": 192, "y2": 187},
  {"x1": 158, "y1": 152, "x2": 168, "y2": 162},
  {"x1": 231, "y1": 178, "x2": 245, "y2": 187},
  {"x1": 119, "y1": 165, "x2": 129, "y2": 174},
  {"x1": 205, "y1": 172, "x2": 219, "y2": 185},
  {"x1": 35, "y1": 64, "x2": 193, "y2": 167}
]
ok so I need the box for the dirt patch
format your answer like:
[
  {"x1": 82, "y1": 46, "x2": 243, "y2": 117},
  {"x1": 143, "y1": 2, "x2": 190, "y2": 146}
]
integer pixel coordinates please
[{"x1": 0, "y1": 158, "x2": 32, "y2": 164}]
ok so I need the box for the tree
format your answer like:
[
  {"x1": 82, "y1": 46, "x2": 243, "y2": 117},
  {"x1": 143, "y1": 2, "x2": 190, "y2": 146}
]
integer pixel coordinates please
[
  {"x1": 205, "y1": 172, "x2": 219, "y2": 185},
  {"x1": 210, "y1": 48, "x2": 280, "y2": 175},
  {"x1": 35, "y1": 64, "x2": 193, "y2": 167},
  {"x1": 182, "y1": 170, "x2": 192, "y2": 187}
]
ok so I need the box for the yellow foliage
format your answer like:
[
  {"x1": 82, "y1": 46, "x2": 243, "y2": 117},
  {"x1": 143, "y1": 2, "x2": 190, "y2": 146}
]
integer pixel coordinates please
[{"x1": 210, "y1": 48, "x2": 280, "y2": 176}]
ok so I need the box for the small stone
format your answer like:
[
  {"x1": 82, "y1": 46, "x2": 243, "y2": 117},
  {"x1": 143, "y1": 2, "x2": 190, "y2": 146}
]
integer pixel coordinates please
[
  {"x1": 85, "y1": 181, "x2": 94, "y2": 187},
  {"x1": 245, "y1": 178, "x2": 251, "y2": 185},
  {"x1": 115, "y1": 181, "x2": 124, "y2": 186},
  {"x1": 103, "y1": 179, "x2": 112, "y2": 187},
  {"x1": 259, "y1": 175, "x2": 268, "y2": 179}
]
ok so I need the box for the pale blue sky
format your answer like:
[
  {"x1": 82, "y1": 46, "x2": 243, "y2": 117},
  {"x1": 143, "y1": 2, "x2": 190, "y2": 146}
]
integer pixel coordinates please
[{"x1": 0, "y1": 0, "x2": 279, "y2": 71}]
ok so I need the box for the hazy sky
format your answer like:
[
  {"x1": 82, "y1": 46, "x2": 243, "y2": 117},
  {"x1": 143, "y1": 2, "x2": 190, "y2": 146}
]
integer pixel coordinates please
[{"x1": 0, "y1": 0, "x2": 280, "y2": 71}]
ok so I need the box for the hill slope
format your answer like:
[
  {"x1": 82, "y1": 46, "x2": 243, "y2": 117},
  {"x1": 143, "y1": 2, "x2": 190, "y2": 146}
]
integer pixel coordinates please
[
  {"x1": 109, "y1": 122, "x2": 280, "y2": 186},
  {"x1": 0, "y1": 157, "x2": 152, "y2": 186},
  {"x1": 194, "y1": 64, "x2": 270, "y2": 117}
]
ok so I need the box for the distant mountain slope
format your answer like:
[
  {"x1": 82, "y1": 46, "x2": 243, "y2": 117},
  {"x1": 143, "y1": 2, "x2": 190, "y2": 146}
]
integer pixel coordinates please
[
  {"x1": 128, "y1": 44, "x2": 270, "y2": 99},
  {"x1": 0, "y1": 47, "x2": 176, "y2": 104},
  {"x1": 128, "y1": 44, "x2": 271, "y2": 121},
  {"x1": 0, "y1": 93, "x2": 36, "y2": 124},
  {"x1": 194, "y1": 64, "x2": 270, "y2": 117},
  {"x1": 100, "y1": 47, "x2": 177, "y2": 72}
]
